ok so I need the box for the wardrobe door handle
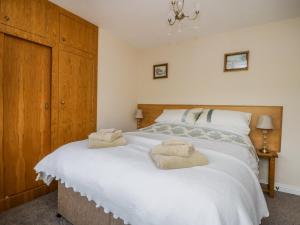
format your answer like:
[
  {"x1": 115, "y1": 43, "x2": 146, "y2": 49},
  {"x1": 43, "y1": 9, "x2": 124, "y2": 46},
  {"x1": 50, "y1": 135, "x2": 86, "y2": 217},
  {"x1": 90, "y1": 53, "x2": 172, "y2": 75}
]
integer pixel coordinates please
[
  {"x1": 45, "y1": 102, "x2": 49, "y2": 110},
  {"x1": 61, "y1": 100, "x2": 65, "y2": 105},
  {"x1": 4, "y1": 16, "x2": 10, "y2": 22},
  {"x1": 61, "y1": 37, "x2": 66, "y2": 42}
]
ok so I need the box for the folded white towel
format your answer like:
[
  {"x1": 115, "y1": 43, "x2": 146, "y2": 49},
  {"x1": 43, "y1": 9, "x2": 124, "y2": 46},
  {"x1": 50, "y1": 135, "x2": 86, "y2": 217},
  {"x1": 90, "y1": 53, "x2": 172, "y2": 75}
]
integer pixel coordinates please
[
  {"x1": 88, "y1": 136, "x2": 127, "y2": 148},
  {"x1": 151, "y1": 144, "x2": 194, "y2": 157},
  {"x1": 89, "y1": 130, "x2": 122, "y2": 142},
  {"x1": 150, "y1": 151, "x2": 208, "y2": 169},
  {"x1": 162, "y1": 139, "x2": 190, "y2": 146},
  {"x1": 98, "y1": 128, "x2": 117, "y2": 134}
]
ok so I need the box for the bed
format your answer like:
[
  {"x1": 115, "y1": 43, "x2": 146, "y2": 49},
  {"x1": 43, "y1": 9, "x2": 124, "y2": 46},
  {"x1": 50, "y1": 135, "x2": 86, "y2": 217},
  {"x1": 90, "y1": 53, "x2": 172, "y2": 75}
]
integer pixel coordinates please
[{"x1": 35, "y1": 104, "x2": 283, "y2": 225}]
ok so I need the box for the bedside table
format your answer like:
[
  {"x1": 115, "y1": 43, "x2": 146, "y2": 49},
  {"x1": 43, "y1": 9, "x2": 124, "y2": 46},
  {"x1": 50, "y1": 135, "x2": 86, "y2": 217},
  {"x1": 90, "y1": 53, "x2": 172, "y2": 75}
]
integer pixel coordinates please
[{"x1": 256, "y1": 150, "x2": 278, "y2": 197}]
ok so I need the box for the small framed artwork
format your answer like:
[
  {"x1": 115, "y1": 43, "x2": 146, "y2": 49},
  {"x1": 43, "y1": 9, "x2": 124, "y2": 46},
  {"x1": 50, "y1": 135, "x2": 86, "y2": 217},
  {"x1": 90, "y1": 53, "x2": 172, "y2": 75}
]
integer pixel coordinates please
[
  {"x1": 224, "y1": 51, "x2": 249, "y2": 72},
  {"x1": 153, "y1": 63, "x2": 168, "y2": 79}
]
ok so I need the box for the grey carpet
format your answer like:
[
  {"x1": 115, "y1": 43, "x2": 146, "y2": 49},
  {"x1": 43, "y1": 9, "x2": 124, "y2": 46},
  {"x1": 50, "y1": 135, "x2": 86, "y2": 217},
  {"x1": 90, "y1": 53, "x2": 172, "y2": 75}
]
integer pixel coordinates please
[{"x1": 0, "y1": 191, "x2": 299, "y2": 225}]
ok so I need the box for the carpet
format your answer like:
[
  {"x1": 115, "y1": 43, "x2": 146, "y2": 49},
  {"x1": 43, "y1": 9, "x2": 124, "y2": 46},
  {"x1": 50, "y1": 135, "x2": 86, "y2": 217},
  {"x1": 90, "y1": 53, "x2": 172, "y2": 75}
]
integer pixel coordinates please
[{"x1": 0, "y1": 191, "x2": 299, "y2": 225}]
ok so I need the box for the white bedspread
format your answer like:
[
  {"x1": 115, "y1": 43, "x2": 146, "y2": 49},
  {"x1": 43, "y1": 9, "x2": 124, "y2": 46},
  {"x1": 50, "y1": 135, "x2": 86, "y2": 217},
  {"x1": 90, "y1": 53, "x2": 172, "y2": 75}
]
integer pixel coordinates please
[{"x1": 35, "y1": 132, "x2": 269, "y2": 225}]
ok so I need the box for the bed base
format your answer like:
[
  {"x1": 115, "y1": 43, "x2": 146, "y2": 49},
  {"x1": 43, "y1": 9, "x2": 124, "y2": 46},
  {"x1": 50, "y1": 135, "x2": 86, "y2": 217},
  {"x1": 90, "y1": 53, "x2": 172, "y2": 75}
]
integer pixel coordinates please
[{"x1": 58, "y1": 182, "x2": 126, "y2": 225}]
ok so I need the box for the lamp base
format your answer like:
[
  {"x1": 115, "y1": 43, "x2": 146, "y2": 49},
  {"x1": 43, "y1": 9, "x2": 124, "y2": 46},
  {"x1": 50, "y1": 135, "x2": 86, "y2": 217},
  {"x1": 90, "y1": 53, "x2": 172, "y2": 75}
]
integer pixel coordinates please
[
  {"x1": 259, "y1": 148, "x2": 270, "y2": 154},
  {"x1": 259, "y1": 129, "x2": 270, "y2": 154},
  {"x1": 136, "y1": 119, "x2": 142, "y2": 129}
]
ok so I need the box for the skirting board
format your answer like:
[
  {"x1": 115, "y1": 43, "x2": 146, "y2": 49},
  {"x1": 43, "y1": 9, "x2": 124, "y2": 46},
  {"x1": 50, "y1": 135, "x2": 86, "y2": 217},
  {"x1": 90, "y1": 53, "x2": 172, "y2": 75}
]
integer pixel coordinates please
[{"x1": 260, "y1": 179, "x2": 300, "y2": 196}]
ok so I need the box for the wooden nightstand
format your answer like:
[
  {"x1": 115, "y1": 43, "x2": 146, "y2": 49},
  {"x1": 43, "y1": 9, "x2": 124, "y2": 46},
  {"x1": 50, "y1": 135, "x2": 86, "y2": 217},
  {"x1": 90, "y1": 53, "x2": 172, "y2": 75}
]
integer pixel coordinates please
[{"x1": 256, "y1": 150, "x2": 278, "y2": 197}]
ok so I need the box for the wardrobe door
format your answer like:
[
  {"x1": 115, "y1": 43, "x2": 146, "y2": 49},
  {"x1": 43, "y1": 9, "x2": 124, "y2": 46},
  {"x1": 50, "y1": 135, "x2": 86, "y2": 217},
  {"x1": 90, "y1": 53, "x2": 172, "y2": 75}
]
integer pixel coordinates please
[
  {"x1": 0, "y1": 0, "x2": 48, "y2": 38},
  {"x1": 28, "y1": 0, "x2": 48, "y2": 38},
  {"x1": 0, "y1": 33, "x2": 4, "y2": 200},
  {"x1": 60, "y1": 12, "x2": 97, "y2": 54},
  {"x1": 2, "y1": 35, "x2": 51, "y2": 197},
  {"x1": 0, "y1": 0, "x2": 27, "y2": 29},
  {"x1": 58, "y1": 50, "x2": 96, "y2": 145}
]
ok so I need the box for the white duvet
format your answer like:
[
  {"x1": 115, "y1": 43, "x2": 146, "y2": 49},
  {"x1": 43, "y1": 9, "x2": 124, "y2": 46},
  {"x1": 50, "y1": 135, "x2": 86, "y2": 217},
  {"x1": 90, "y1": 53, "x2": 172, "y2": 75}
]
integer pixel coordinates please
[{"x1": 35, "y1": 132, "x2": 269, "y2": 225}]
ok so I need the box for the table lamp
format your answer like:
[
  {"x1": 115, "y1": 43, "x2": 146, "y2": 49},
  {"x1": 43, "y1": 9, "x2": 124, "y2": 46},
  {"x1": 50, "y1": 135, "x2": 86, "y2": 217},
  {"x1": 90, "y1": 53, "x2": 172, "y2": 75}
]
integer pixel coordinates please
[
  {"x1": 135, "y1": 109, "x2": 143, "y2": 129},
  {"x1": 256, "y1": 115, "x2": 273, "y2": 153}
]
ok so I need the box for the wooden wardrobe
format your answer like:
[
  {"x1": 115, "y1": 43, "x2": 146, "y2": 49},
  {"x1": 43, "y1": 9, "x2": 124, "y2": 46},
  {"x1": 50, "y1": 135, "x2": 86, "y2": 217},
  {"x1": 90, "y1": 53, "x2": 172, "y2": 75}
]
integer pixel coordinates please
[{"x1": 0, "y1": 0, "x2": 98, "y2": 212}]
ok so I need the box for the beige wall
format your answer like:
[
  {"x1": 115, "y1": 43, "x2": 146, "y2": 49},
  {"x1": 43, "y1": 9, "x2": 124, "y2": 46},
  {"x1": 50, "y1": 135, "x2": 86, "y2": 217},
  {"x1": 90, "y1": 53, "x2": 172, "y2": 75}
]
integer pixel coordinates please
[
  {"x1": 138, "y1": 18, "x2": 300, "y2": 190},
  {"x1": 98, "y1": 29, "x2": 140, "y2": 131}
]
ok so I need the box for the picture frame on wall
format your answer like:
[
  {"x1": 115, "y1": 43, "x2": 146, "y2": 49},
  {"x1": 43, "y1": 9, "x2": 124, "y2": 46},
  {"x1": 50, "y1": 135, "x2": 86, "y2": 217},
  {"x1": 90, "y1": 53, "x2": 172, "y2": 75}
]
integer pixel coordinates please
[
  {"x1": 153, "y1": 63, "x2": 168, "y2": 79},
  {"x1": 224, "y1": 51, "x2": 249, "y2": 72}
]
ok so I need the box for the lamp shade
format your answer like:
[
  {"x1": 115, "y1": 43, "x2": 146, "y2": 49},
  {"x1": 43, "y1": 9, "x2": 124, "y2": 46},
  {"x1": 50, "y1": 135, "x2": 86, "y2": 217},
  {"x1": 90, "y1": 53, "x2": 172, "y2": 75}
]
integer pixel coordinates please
[
  {"x1": 135, "y1": 109, "x2": 143, "y2": 119},
  {"x1": 256, "y1": 115, "x2": 273, "y2": 130}
]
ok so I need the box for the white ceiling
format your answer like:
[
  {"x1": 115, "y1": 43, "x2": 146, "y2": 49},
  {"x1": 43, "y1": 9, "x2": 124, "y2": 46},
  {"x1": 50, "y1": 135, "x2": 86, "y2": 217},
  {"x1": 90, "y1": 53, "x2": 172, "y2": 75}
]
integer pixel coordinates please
[{"x1": 50, "y1": 0, "x2": 300, "y2": 48}]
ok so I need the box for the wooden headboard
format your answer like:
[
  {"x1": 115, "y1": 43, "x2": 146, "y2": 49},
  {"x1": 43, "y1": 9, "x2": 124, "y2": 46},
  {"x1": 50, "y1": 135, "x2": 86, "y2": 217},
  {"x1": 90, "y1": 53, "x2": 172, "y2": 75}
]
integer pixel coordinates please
[{"x1": 138, "y1": 104, "x2": 283, "y2": 153}]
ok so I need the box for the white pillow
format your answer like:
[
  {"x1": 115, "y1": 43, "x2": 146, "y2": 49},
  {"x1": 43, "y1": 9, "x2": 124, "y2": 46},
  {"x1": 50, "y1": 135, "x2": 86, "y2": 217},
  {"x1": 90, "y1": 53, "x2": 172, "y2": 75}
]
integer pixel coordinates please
[
  {"x1": 155, "y1": 108, "x2": 203, "y2": 125},
  {"x1": 195, "y1": 109, "x2": 252, "y2": 135}
]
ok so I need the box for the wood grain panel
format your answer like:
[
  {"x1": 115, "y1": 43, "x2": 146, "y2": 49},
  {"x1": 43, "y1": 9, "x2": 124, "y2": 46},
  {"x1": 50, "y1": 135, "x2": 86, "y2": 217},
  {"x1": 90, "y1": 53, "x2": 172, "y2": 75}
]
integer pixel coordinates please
[
  {"x1": 58, "y1": 49, "x2": 96, "y2": 145},
  {"x1": 0, "y1": 22, "x2": 54, "y2": 48},
  {"x1": 0, "y1": 182, "x2": 57, "y2": 212},
  {"x1": 0, "y1": 0, "x2": 98, "y2": 212},
  {"x1": 59, "y1": 9, "x2": 98, "y2": 54},
  {"x1": 3, "y1": 35, "x2": 51, "y2": 197},
  {"x1": 0, "y1": 32, "x2": 4, "y2": 200},
  {"x1": 0, "y1": 0, "x2": 27, "y2": 29},
  {"x1": 0, "y1": 0, "x2": 49, "y2": 38},
  {"x1": 50, "y1": 44, "x2": 60, "y2": 150},
  {"x1": 46, "y1": 1, "x2": 59, "y2": 42},
  {"x1": 138, "y1": 104, "x2": 283, "y2": 152},
  {"x1": 28, "y1": 0, "x2": 48, "y2": 37}
]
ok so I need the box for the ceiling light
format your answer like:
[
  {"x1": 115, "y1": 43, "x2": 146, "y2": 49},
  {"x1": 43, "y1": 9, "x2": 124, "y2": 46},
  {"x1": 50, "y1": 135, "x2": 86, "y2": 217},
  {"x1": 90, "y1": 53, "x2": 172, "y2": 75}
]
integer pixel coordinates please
[{"x1": 168, "y1": 0, "x2": 200, "y2": 26}]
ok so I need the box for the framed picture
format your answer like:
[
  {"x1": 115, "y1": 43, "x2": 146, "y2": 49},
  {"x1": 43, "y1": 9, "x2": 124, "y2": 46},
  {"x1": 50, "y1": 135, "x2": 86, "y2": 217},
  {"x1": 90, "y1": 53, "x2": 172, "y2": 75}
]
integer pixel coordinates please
[
  {"x1": 153, "y1": 63, "x2": 168, "y2": 79},
  {"x1": 224, "y1": 51, "x2": 249, "y2": 72}
]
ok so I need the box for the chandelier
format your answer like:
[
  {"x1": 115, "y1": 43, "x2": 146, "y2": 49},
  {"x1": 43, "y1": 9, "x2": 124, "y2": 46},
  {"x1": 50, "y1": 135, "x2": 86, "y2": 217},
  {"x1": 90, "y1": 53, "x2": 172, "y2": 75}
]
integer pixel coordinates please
[{"x1": 168, "y1": 0, "x2": 200, "y2": 26}]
